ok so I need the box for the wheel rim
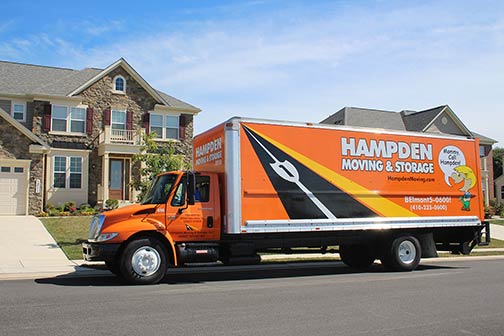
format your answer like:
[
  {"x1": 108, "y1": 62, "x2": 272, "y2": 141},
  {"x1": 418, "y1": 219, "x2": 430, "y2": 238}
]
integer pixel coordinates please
[
  {"x1": 131, "y1": 246, "x2": 161, "y2": 277},
  {"x1": 398, "y1": 240, "x2": 416, "y2": 265}
]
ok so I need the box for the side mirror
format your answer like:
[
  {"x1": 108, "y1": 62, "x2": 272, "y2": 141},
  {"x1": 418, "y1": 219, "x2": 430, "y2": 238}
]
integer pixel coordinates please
[{"x1": 187, "y1": 171, "x2": 196, "y2": 205}]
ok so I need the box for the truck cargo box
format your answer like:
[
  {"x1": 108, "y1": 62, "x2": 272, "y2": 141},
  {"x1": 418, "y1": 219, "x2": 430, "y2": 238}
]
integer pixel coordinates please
[{"x1": 194, "y1": 117, "x2": 484, "y2": 234}]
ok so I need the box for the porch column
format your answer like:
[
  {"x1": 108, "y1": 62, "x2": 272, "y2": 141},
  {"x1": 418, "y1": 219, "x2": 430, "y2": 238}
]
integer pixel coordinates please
[
  {"x1": 103, "y1": 153, "x2": 110, "y2": 202},
  {"x1": 481, "y1": 157, "x2": 490, "y2": 207}
]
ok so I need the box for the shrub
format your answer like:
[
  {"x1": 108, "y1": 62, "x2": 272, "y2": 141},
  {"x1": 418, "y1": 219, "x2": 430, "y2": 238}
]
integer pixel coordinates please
[
  {"x1": 45, "y1": 203, "x2": 55, "y2": 210},
  {"x1": 484, "y1": 206, "x2": 495, "y2": 219},
  {"x1": 48, "y1": 208, "x2": 61, "y2": 217},
  {"x1": 105, "y1": 199, "x2": 119, "y2": 210},
  {"x1": 36, "y1": 211, "x2": 49, "y2": 217},
  {"x1": 79, "y1": 206, "x2": 96, "y2": 216},
  {"x1": 79, "y1": 203, "x2": 91, "y2": 210},
  {"x1": 64, "y1": 201, "x2": 76, "y2": 211},
  {"x1": 490, "y1": 199, "x2": 504, "y2": 217}
]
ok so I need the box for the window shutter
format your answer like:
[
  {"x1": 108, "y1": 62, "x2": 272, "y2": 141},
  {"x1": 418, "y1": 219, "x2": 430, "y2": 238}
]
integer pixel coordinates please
[
  {"x1": 126, "y1": 111, "x2": 133, "y2": 130},
  {"x1": 178, "y1": 115, "x2": 186, "y2": 140},
  {"x1": 86, "y1": 108, "x2": 94, "y2": 135},
  {"x1": 142, "y1": 112, "x2": 150, "y2": 134},
  {"x1": 42, "y1": 104, "x2": 52, "y2": 132},
  {"x1": 104, "y1": 108, "x2": 111, "y2": 126}
]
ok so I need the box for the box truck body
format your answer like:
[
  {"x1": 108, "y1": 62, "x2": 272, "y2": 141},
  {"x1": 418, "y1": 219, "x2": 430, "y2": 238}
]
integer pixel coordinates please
[{"x1": 83, "y1": 117, "x2": 488, "y2": 284}]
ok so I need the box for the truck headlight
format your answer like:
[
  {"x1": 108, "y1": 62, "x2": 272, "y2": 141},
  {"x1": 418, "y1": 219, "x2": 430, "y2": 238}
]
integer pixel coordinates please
[
  {"x1": 95, "y1": 232, "x2": 119, "y2": 242},
  {"x1": 88, "y1": 214, "x2": 105, "y2": 241}
]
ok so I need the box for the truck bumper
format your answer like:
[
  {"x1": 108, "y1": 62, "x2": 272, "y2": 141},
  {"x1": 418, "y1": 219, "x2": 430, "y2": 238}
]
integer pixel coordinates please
[{"x1": 82, "y1": 242, "x2": 121, "y2": 262}]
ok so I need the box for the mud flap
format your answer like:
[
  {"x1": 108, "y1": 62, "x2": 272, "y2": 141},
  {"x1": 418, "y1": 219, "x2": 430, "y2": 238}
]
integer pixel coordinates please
[{"x1": 418, "y1": 233, "x2": 438, "y2": 258}]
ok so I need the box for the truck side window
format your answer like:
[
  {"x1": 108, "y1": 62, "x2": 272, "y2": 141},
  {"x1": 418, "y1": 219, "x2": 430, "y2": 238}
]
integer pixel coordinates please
[
  {"x1": 171, "y1": 177, "x2": 186, "y2": 207},
  {"x1": 195, "y1": 176, "x2": 210, "y2": 202}
]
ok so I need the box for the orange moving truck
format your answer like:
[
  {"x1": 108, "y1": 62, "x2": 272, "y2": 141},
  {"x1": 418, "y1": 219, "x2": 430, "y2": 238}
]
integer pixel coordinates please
[{"x1": 83, "y1": 117, "x2": 489, "y2": 284}]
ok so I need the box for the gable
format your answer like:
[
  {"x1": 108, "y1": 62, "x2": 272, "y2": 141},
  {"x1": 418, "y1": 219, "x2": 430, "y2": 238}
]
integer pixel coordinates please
[
  {"x1": 0, "y1": 107, "x2": 49, "y2": 151},
  {"x1": 68, "y1": 58, "x2": 199, "y2": 113},
  {"x1": 425, "y1": 110, "x2": 468, "y2": 136}
]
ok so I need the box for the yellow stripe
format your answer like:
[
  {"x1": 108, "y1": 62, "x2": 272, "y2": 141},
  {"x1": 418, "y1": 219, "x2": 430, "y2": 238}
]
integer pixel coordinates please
[{"x1": 248, "y1": 126, "x2": 417, "y2": 217}]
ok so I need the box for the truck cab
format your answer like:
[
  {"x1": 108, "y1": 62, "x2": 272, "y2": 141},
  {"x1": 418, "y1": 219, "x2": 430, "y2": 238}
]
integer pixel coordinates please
[{"x1": 83, "y1": 171, "x2": 221, "y2": 284}]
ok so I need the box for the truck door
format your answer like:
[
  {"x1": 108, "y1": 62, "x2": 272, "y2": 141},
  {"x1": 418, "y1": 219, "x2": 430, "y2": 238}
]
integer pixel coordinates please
[{"x1": 166, "y1": 173, "x2": 220, "y2": 242}]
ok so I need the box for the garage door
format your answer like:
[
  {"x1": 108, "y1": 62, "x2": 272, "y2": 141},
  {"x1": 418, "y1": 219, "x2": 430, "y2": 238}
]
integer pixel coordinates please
[{"x1": 0, "y1": 162, "x2": 28, "y2": 215}]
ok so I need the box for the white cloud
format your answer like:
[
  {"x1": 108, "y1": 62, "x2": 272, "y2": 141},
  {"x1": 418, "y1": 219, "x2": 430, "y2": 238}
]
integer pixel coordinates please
[{"x1": 1, "y1": 1, "x2": 503, "y2": 145}]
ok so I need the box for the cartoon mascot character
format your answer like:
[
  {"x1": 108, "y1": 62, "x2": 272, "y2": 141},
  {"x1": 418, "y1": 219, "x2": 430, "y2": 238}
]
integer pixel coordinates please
[{"x1": 450, "y1": 165, "x2": 476, "y2": 211}]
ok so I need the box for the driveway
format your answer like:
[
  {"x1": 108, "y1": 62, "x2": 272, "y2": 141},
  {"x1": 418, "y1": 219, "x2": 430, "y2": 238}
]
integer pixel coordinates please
[{"x1": 0, "y1": 216, "x2": 77, "y2": 276}]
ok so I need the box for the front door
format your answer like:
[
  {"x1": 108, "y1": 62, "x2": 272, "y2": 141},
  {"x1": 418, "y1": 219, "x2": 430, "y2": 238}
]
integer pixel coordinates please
[{"x1": 109, "y1": 159, "x2": 130, "y2": 200}]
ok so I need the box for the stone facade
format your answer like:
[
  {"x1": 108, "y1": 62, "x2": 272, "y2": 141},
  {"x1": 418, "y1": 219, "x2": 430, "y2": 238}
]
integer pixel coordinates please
[{"x1": 0, "y1": 117, "x2": 44, "y2": 214}]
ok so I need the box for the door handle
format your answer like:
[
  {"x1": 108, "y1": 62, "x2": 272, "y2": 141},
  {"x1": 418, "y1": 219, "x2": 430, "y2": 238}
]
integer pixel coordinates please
[{"x1": 207, "y1": 216, "x2": 214, "y2": 228}]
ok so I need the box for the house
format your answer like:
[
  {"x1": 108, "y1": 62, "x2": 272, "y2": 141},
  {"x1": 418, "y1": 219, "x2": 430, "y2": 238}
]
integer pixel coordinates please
[
  {"x1": 0, "y1": 58, "x2": 200, "y2": 215},
  {"x1": 321, "y1": 105, "x2": 497, "y2": 206},
  {"x1": 494, "y1": 168, "x2": 504, "y2": 204}
]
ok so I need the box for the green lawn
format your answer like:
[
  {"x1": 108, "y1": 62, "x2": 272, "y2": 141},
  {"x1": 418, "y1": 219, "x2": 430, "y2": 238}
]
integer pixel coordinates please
[
  {"x1": 475, "y1": 238, "x2": 504, "y2": 248},
  {"x1": 40, "y1": 216, "x2": 92, "y2": 260},
  {"x1": 489, "y1": 219, "x2": 504, "y2": 226}
]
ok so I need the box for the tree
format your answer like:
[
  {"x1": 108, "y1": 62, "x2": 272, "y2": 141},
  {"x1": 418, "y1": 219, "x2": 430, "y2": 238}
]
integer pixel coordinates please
[
  {"x1": 131, "y1": 132, "x2": 190, "y2": 201},
  {"x1": 494, "y1": 147, "x2": 504, "y2": 179}
]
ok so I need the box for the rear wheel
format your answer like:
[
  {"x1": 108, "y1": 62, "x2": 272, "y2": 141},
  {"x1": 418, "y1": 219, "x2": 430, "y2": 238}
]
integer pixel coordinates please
[
  {"x1": 339, "y1": 244, "x2": 376, "y2": 269},
  {"x1": 380, "y1": 236, "x2": 421, "y2": 271},
  {"x1": 119, "y1": 237, "x2": 167, "y2": 285}
]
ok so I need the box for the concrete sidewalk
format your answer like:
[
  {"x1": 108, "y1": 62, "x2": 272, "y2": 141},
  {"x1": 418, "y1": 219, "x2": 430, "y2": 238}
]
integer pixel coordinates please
[
  {"x1": 490, "y1": 224, "x2": 504, "y2": 240},
  {"x1": 0, "y1": 216, "x2": 108, "y2": 279}
]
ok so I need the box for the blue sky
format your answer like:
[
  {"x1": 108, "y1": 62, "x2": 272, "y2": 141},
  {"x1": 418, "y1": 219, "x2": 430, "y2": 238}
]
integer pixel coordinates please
[{"x1": 1, "y1": 0, "x2": 503, "y2": 145}]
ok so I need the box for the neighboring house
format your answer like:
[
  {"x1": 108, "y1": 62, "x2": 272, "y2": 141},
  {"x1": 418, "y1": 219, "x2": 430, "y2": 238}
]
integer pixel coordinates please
[
  {"x1": 0, "y1": 58, "x2": 200, "y2": 215},
  {"x1": 321, "y1": 105, "x2": 497, "y2": 206},
  {"x1": 494, "y1": 163, "x2": 504, "y2": 204}
]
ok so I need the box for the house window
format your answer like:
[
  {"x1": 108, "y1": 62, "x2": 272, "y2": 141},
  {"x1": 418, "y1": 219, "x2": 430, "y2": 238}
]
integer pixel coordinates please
[
  {"x1": 165, "y1": 115, "x2": 179, "y2": 139},
  {"x1": 480, "y1": 146, "x2": 485, "y2": 158},
  {"x1": 111, "y1": 110, "x2": 126, "y2": 130},
  {"x1": 52, "y1": 105, "x2": 86, "y2": 133},
  {"x1": 150, "y1": 113, "x2": 179, "y2": 140},
  {"x1": 70, "y1": 107, "x2": 86, "y2": 133},
  {"x1": 52, "y1": 106, "x2": 68, "y2": 132},
  {"x1": 54, "y1": 156, "x2": 66, "y2": 188},
  {"x1": 150, "y1": 114, "x2": 163, "y2": 138},
  {"x1": 113, "y1": 76, "x2": 126, "y2": 93},
  {"x1": 12, "y1": 102, "x2": 26, "y2": 122},
  {"x1": 53, "y1": 156, "x2": 82, "y2": 189},
  {"x1": 69, "y1": 157, "x2": 82, "y2": 189},
  {"x1": 501, "y1": 186, "x2": 504, "y2": 201}
]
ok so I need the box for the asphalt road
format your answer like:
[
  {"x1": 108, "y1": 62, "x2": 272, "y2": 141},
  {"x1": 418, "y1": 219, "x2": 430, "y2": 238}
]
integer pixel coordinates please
[{"x1": 1, "y1": 259, "x2": 503, "y2": 336}]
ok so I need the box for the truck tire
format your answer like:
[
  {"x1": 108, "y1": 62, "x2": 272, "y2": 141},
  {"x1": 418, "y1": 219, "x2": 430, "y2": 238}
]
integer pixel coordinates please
[
  {"x1": 105, "y1": 260, "x2": 120, "y2": 276},
  {"x1": 339, "y1": 244, "x2": 376, "y2": 269},
  {"x1": 119, "y1": 237, "x2": 167, "y2": 285},
  {"x1": 380, "y1": 235, "x2": 421, "y2": 272}
]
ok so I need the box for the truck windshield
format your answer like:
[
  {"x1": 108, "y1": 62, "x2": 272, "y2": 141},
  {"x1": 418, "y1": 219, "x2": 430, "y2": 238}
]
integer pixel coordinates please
[{"x1": 141, "y1": 174, "x2": 178, "y2": 204}]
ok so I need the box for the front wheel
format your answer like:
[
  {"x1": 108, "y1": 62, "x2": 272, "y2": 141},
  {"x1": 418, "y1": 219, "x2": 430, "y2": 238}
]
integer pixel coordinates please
[
  {"x1": 119, "y1": 237, "x2": 167, "y2": 285},
  {"x1": 380, "y1": 235, "x2": 421, "y2": 272}
]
